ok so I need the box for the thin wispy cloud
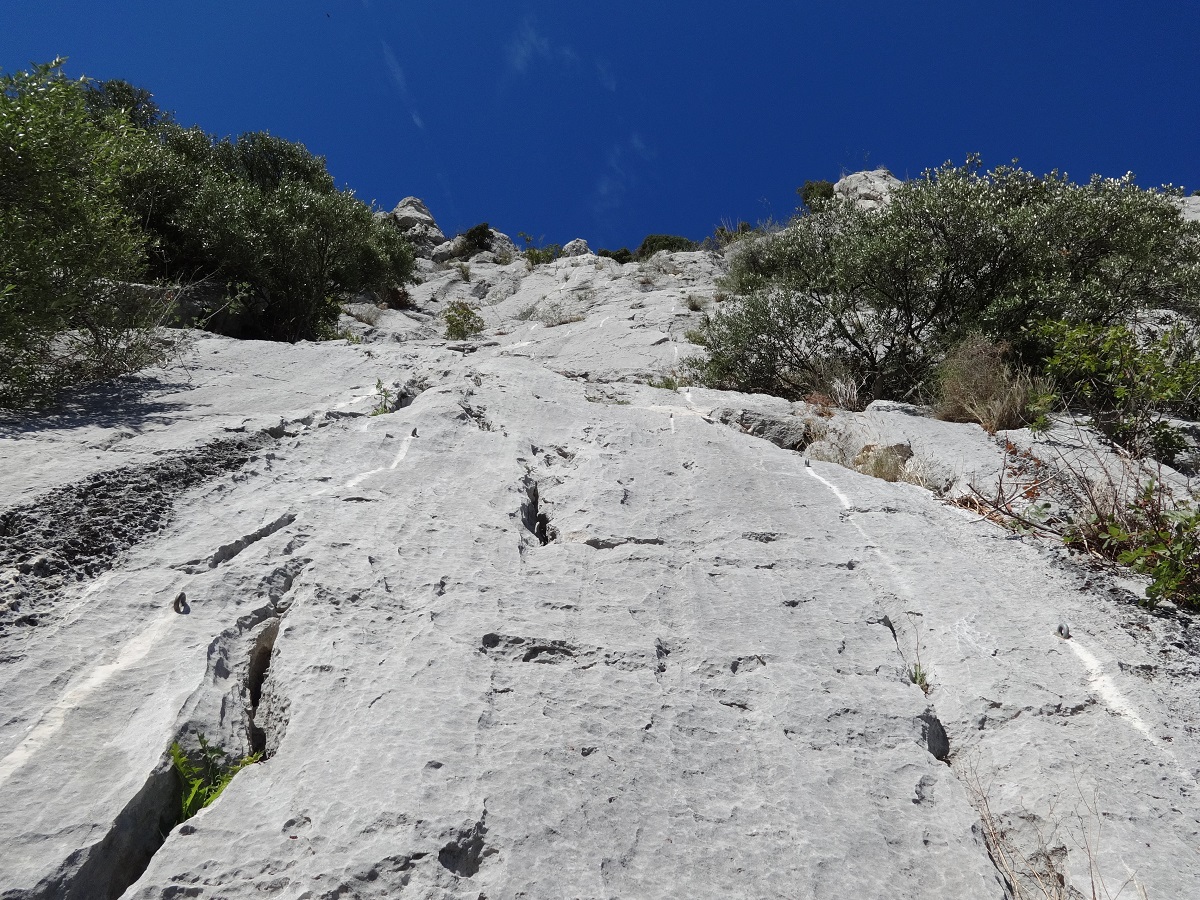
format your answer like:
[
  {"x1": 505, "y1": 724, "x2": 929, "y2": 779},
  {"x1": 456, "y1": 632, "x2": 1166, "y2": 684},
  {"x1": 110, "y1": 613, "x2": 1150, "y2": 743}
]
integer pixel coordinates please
[
  {"x1": 380, "y1": 41, "x2": 406, "y2": 91},
  {"x1": 506, "y1": 18, "x2": 577, "y2": 74},
  {"x1": 594, "y1": 134, "x2": 654, "y2": 216},
  {"x1": 596, "y1": 61, "x2": 617, "y2": 92},
  {"x1": 379, "y1": 39, "x2": 424, "y2": 131}
]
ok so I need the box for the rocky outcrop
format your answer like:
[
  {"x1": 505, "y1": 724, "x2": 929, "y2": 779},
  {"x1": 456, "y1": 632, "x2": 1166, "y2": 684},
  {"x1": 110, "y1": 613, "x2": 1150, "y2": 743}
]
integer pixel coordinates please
[
  {"x1": 834, "y1": 168, "x2": 901, "y2": 210},
  {"x1": 2, "y1": 246, "x2": 1198, "y2": 900},
  {"x1": 561, "y1": 238, "x2": 591, "y2": 257},
  {"x1": 387, "y1": 196, "x2": 447, "y2": 255},
  {"x1": 432, "y1": 227, "x2": 519, "y2": 264}
]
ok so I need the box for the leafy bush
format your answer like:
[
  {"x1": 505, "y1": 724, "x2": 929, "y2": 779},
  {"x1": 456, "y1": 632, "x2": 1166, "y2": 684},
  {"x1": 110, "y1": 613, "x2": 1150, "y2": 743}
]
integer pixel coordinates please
[
  {"x1": 965, "y1": 436, "x2": 1199, "y2": 608},
  {"x1": 1042, "y1": 321, "x2": 1200, "y2": 462},
  {"x1": 1, "y1": 60, "x2": 417, "y2": 403},
  {"x1": 635, "y1": 234, "x2": 698, "y2": 259},
  {"x1": 598, "y1": 247, "x2": 633, "y2": 264},
  {"x1": 121, "y1": 126, "x2": 414, "y2": 341},
  {"x1": 936, "y1": 335, "x2": 1052, "y2": 434},
  {"x1": 170, "y1": 734, "x2": 260, "y2": 823},
  {"x1": 1094, "y1": 483, "x2": 1200, "y2": 607},
  {"x1": 0, "y1": 60, "x2": 168, "y2": 408},
  {"x1": 526, "y1": 244, "x2": 562, "y2": 265},
  {"x1": 797, "y1": 179, "x2": 834, "y2": 212},
  {"x1": 688, "y1": 156, "x2": 1200, "y2": 403},
  {"x1": 518, "y1": 231, "x2": 561, "y2": 265},
  {"x1": 444, "y1": 300, "x2": 485, "y2": 340},
  {"x1": 456, "y1": 222, "x2": 493, "y2": 258}
]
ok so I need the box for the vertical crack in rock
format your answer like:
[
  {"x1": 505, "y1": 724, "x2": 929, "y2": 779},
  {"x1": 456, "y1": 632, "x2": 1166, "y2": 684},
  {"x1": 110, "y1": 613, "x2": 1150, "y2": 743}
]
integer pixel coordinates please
[
  {"x1": 246, "y1": 620, "x2": 280, "y2": 756},
  {"x1": 26, "y1": 764, "x2": 179, "y2": 900},
  {"x1": 438, "y1": 814, "x2": 489, "y2": 878},
  {"x1": 519, "y1": 476, "x2": 554, "y2": 548},
  {"x1": 0, "y1": 435, "x2": 272, "y2": 636},
  {"x1": 77, "y1": 561, "x2": 307, "y2": 900},
  {"x1": 918, "y1": 707, "x2": 951, "y2": 762}
]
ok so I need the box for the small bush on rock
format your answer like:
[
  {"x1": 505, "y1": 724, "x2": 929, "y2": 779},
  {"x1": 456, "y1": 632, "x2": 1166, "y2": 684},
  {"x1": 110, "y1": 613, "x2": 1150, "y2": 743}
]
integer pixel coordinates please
[
  {"x1": 526, "y1": 244, "x2": 562, "y2": 266},
  {"x1": 456, "y1": 223, "x2": 493, "y2": 259},
  {"x1": 598, "y1": 247, "x2": 634, "y2": 264},
  {"x1": 797, "y1": 179, "x2": 835, "y2": 212},
  {"x1": 444, "y1": 300, "x2": 485, "y2": 340},
  {"x1": 1041, "y1": 321, "x2": 1200, "y2": 462},
  {"x1": 518, "y1": 232, "x2": 561, "y2": 265},
  {"x1": 635, "y1": 234, "x2": 698, "y2": 260}
]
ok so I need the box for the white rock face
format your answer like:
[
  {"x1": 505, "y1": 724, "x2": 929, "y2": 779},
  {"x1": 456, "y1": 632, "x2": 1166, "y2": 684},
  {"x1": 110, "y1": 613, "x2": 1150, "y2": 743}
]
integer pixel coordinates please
[
  {"x1": 1180, "y1": 195, "x2": 1200, "y2": 223},
  {"x1": 2, "y1": 249, "x2": 1199, "y2": 900},
  {"x1": 388, "y1": 197, "x2": 447, "y2": 256},
  {"x1": 835, "y1": 169, "x2": 902, "y2": 210},
  {"x1": 561, "y1": 238, "x2": 591, "y2": 257}
]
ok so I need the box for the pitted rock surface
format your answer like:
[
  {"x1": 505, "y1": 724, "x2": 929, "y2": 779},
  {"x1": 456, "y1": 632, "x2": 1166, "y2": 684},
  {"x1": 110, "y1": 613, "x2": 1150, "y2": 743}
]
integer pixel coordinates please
[{"x1": 2, "y1": 246, "x2": 1199, "y2": 900}]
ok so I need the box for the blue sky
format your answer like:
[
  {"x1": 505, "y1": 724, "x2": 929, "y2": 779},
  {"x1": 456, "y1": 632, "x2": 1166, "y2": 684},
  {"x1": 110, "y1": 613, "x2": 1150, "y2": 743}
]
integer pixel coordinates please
[{"x1": 5, "y1": 2, "x2": 1199, "y2": 250}]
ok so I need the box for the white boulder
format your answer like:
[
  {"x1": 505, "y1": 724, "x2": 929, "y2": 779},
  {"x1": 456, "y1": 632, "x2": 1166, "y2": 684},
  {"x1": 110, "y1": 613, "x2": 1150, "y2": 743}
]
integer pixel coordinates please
[{"x1": 834, "y1": 169, "x2": 901, "y2": 211}]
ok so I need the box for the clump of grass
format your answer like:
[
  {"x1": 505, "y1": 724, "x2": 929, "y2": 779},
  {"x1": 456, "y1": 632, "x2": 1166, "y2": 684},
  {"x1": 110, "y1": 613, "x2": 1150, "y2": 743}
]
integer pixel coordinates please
[
  {"x1": 686, "y1": 294, "x2": 704, "y2": 312},
  {"x1": 456, "y1": 262, "x2": 471, "y2": 282},
  {"x1": 170, "y1": 734, "x2": 260, "y2": 823},
  {"x1": 936, "y1": 334, "x2": 1051, "y2": 434},
  {"x1": 648, "y1": 373, "x2": 681, "y2": 391},
  {"x1": 852, "y1": 443, "x2": 912, "y2": 482},
  {"x1": 908, "y1": 662, "x2": 929, "y2": 693}
]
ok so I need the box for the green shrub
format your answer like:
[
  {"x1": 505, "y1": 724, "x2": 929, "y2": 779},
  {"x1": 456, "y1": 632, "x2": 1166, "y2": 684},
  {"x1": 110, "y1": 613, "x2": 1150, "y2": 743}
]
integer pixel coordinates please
[
  {"x1": 1094, "y1": 483, "x2": 1200, "y2": 607},
  {"x1": 709, "y1": 221, "x2": 754, "y2": 248},
  {"x1": 456, "y1": 222, "x2": 493, "y2": 258},
  {"x1": 170, "y1": 734, "x2": 260, "y2": 823},
  {"x1": 518, "y1": 232, "x2": 561, "y2": 265},
  {"x1": 1041, "y1": 321, "x2": 1200, "y2": 462},
  {"x1": 444, "y1": 300, "x2": 485, "y2": 340},
  {"x1": 598, "y1": 247, "x2": 633, "y2": 264},
  {"x1": 526, "y1": 244, "x2": 562, "y2": 265},
  {"x1": 797, "y1": 179, "x2": 835, "y2": 212},
  {"x1": 688, "y1": 156, "x2": 1200, "y2": 404},
  {"x1": 117, "y1": 125, "x2": 414, "y2": 342},
  {"x1": 0, "y1": 60, "x2": 167, "y2": 409},
  {"x1": 635, "y1": 234, "x2": 698, "y2": 259}
]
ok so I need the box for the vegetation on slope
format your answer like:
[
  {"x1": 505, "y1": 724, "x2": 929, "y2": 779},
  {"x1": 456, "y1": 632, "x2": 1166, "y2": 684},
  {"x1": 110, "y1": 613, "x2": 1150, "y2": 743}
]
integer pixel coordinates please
[{"x1": 1, "y1": 60, "x2": 415, "y2": 408}]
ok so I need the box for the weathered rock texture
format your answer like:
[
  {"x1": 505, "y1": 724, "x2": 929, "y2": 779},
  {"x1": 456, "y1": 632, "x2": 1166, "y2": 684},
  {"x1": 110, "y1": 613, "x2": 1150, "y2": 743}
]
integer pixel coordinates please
[
  {"x1": 2, "y1": 247, "x2": 1199, "y2": 900},
  {"x1": 834, "y1": 168, "x2": 901, "y2": 210},
  {"x1": 387, "y1": 196, "x2": 447, "y2": 255}
]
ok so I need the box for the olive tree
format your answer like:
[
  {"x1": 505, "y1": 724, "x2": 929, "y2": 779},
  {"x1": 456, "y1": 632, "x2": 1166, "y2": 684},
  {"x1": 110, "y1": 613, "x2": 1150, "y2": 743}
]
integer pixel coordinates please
[
  {"x1": 0, "y1": 61, "x2": 165, "y2": 408},
  {"x1": 689, "y1": 157, "x2": 1200, "y2": 403}
]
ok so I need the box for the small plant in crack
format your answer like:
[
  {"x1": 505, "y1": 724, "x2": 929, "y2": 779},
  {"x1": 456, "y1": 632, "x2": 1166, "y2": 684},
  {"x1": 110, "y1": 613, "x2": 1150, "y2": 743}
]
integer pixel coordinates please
[
  {"x1": 444, "y1": 300, "x2": 485, "y2": 340},
  {"x1": 170, "y1": 733, "x2": 261, "y2": 823},
  {"x1": 647, "y1": 372, "x2": 682, "y2": 391},
  {"x1": 908, "y1": 662, "x2": 930, "y2": 694},
  {"x1": 906, "y1": 612, "x2": 930, "y2": 694},
  {"x1": 371, "y1": 379, "x2": 393, "y2": 416}
]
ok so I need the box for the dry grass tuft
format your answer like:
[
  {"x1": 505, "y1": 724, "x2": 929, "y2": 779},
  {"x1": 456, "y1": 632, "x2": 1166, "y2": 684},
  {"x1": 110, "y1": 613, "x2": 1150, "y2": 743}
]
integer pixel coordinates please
[{"x1": 937, "y1": 334, "x2": 1049, "y2": 434}]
